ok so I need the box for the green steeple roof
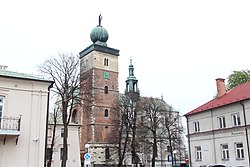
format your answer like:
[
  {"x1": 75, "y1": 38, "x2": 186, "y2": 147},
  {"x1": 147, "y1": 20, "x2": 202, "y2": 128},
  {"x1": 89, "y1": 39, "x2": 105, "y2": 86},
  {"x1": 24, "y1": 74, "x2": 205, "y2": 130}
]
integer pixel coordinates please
[{"x1": 125, "y1": 59, "x2": 139, "y2": 93}]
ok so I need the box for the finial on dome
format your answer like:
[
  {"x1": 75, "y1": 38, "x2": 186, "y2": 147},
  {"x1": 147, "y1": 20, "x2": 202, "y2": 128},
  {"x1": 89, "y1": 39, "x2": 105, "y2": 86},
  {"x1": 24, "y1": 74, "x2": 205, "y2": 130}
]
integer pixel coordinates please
[{"x1": 99, "y1": 14, "x2": 102, "y2": 26}]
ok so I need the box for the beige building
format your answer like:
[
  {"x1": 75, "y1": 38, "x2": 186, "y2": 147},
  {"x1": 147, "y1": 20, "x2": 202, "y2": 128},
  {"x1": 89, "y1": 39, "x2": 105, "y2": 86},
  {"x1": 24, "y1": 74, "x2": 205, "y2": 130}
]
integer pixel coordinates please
[
  {"x1": 0, "y1": 67, "x2": 53, "y2": 167},
  {"x1": 185, "y1": 79, "x2": 250, "y2": 167},
  {"x1": 47, "y1": 114, "x2": 81, "y2": 167}
]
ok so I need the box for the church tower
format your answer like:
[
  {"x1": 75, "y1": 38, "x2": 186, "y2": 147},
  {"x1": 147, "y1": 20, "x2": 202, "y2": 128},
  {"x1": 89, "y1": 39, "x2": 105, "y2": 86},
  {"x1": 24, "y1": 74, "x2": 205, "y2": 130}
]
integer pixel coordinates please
[
  {"x1": 79, "y1": 15, "x2": 119, "y2": 166},
  {"x1": 125, "y1": 59, "x2": 140, "y2": 101}
]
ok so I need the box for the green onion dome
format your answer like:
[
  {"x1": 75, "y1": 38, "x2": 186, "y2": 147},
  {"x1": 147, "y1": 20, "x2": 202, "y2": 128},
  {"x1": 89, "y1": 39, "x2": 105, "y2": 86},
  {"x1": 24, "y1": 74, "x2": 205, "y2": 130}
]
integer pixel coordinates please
[{"x1": 90, "y1": 25, "x2": 109, "y2": 46}]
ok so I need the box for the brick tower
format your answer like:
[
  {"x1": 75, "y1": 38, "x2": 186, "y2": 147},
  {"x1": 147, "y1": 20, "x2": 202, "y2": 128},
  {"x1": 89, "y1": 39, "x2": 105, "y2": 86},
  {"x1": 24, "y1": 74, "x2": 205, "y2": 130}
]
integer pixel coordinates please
[{"x1": 79, "y1": 15, "x2": 119, "y2": 166}]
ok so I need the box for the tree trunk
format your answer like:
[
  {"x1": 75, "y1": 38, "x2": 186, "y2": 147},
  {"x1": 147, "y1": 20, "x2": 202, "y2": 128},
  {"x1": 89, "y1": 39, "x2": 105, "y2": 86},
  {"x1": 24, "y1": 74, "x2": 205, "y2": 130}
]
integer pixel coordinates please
[
  {"x1": 61, "y1": 123, "x2": 68, "y2": 167},
  {"x1": 151, "y1": 131, "x2": 157, "y2": 167}
]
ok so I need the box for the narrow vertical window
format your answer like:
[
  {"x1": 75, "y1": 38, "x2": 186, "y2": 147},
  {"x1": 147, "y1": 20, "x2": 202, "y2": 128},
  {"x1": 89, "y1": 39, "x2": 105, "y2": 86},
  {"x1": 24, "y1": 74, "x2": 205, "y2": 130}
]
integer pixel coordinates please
[
  {"x1": 218, "y1": 116, "x2": 226, "y2": 128},
  {"x1": 105, "y1": 148, "x2": 110, "y2": 159},
  {"x1": 46, "y1": 148, "x2": 52, "y2": 160},
  {"x1": 235, "y1": 143, "x2": 244, "y2": 159},
  {"x1": 195, "y1": 146, "x2": 202, "y2": 161},
  {"x1": 193, "y1": 121, "x2": 200, "y2": 132},
  {"x1": 104, "y1": 86, "x2": 108, "y2": 94},
  {"x1": 61, "y1": 128, "x2": 64, "y2": 137},
  {"x1": 232, "y1": 113, "x2": 241, "y2": 126},
  {"x1": 104, "y1": 58, "x2": 109, "y2": 66},
  {"x1": 0, "y1": 96, "x2": 4, "y2": 118},
  {"x1": 221, "y1": 144, "x2": 229, "y2": 160},
  {"x1": 71, "y1": 110, "x2": 78, "y2": 124},
  {"x1": 104, "y1": 109, "x2": 109, "y2": 117}
]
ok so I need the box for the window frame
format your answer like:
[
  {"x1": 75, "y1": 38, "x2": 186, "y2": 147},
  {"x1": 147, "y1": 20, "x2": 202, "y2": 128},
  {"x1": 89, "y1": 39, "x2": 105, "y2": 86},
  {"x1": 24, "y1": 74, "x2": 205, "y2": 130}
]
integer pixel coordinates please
[
  {"x1": 195, "y1": 146, "x2": 202, "y2": 161},
  {"x1": 232, "y1": 113, "x2": 241, "y2": 126},
  {"x1": 218, "y1": 116, "x2": 226, "y2": 128},
  {"x1": 193, "y1": 121, "x2": 200, "y2": 132},
  {"x1": 235, "y1": 142, "x2": 244, "y2": 159},
  {"x1": 221, "y1": 144, "x2": 229, "y2": 160}
]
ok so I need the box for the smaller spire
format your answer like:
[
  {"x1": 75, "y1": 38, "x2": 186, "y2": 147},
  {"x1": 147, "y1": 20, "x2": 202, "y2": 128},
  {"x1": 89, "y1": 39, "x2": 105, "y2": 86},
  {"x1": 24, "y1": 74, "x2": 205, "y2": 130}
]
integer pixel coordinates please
[{"x1": 125, "y1": 59, "x2": 139, "y2": 94}]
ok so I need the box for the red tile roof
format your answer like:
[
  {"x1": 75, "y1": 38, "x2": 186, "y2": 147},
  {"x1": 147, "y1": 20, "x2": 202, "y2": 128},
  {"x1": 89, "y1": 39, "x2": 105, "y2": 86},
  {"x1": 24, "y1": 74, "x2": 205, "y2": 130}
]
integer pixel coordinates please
[{"x1": 185, "y1": 81, "x2": 250, "y2": 116}]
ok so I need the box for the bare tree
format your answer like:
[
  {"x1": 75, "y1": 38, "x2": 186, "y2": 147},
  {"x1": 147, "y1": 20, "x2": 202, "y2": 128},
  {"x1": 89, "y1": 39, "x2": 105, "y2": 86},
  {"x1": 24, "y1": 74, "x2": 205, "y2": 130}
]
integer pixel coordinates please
[
  {"x1": 163, "y1": 110, "x2": 183, "y2": 166},
  {"x1": 116, "y1": 94, "x2": 131, "y2": 167},
  {"x1": 39, "y1": 53, "x2": 80, "y2": 167},
  {"x1": 140, "y1": 97, "x2": 166, "y2": 167}
]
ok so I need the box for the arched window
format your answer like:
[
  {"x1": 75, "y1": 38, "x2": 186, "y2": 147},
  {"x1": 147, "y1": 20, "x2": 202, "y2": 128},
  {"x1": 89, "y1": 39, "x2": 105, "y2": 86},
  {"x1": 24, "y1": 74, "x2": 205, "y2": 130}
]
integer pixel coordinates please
[
  {"x1": 104, "y1": 58, "x2": 109, "y2": 66},
  {"x1": 104, "y1": 109, "x2": 109, "y2": 117},
  {"x1": 105, "y1": 148, "x2": 110, "y2": 159},
  {"x1": 71, "y1": 109, "x2": 78, "y2": 124},
  {"x1": 104, "y1": 86, "x2": 108, "y2": 94}
]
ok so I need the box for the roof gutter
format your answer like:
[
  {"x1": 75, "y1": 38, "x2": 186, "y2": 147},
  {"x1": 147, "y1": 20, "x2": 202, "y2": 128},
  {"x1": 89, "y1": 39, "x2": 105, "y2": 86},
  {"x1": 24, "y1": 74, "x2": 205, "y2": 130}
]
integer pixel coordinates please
[
  {"x1": 44, "y1": 82, "x2": 54, "y2": 167},
  {"x1": 185, "y1": 115, "x2": 192, "y2": 167}
]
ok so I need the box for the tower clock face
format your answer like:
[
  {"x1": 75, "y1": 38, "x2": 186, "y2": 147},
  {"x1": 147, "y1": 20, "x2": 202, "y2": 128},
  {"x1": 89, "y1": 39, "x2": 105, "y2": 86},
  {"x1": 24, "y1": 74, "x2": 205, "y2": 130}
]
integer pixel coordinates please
[{"x1": 103, "y1": 71, "x2": 110, "y2": 79}]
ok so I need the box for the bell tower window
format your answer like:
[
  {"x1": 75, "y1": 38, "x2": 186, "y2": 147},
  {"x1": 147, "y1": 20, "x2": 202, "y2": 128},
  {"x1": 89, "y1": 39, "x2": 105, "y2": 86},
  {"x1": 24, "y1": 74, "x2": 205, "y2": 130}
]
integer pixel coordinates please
[{"x1": 104, "y1": 58, "x2": 109, "y2": 66}]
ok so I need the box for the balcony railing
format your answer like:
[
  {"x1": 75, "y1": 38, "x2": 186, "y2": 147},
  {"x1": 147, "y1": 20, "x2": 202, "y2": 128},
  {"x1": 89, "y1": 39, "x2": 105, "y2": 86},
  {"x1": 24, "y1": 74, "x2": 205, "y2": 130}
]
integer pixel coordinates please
[{"x1": 0, "y1": 116, "x2": 21, "y2": 131}]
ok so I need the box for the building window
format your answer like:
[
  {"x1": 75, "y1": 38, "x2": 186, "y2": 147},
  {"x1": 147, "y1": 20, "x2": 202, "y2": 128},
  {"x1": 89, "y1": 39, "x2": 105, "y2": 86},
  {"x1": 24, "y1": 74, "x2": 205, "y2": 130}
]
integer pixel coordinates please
[
  {"x1": 235, "y1": 143, "x2": 244, "y2": 159},
  {"x1": 71, "y1": 109, "x2": 78, "y2": 124},
  {"x1": 104, "y1": 109, "x2": 109, "y2": 117},
  {"x1": 232, "y1": 113, "x2": 241, "y2": 126},
  {"x1": 104, "y1": 86, "x2": 108, "y2": 94},
  {"x1": 0, "y1": 96, "x2": 4, "y2": 118},
  {"x1": 46, "y1": 148, "x2": 52, "y2": 160},
  {"x1": 221, "y1": 144, "x2": 229, "y2": 160},
  {"x1": 218, "y1": 116, "x2": 226, "y2": 128},
  {"x1": 61, "y1": 128, "x2": 67, "y2": 138},
  {"x1": 195, "y1": 146, "x2": 202, "y2": 161},
  {"x1": 104, "y1": 58, "x2": 109, "y2": 66},
  {"x1": 105, "y1": 148, "x2": 110, "y2": 159},
  {"x1": 193, "y1": 121, "x2": 200, "y2": 132},
  {"x1": 60, "y1": 148, "x2": 68, "y2": 160}
]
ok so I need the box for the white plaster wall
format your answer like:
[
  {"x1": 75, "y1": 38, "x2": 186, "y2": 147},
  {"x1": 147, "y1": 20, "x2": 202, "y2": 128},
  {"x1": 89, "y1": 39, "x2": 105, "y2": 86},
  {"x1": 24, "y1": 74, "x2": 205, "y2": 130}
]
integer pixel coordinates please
[
  {"x1": 47, "y1": 125, "x2": 81, "y2": 167},
  {"x1": 0, "y1": 77, "x2": 51, "y2": 167}
]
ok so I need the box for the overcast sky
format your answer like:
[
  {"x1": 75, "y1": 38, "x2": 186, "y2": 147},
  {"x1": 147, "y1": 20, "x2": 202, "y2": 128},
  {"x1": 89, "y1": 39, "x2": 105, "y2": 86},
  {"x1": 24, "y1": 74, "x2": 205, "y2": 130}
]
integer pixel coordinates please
[{"x1": 1, "y1": 0, "x2": 250, "y2": 116}]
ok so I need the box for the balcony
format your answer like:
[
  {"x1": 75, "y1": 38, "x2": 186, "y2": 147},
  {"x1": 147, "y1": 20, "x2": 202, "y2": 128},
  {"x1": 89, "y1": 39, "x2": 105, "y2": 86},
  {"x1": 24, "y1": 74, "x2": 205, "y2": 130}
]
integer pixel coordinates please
[{"x1": 0, "y1": 116, "x2": 21, "y2": 144}]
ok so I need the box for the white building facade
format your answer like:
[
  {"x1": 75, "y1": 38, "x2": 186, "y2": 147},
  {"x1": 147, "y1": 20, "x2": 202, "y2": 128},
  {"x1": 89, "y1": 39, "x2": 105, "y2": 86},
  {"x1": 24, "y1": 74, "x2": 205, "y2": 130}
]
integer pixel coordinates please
[
  {"x1": 185, "y1": 78, "x2": 250, "y2": 167},
  {"x1": 47, "y1": 122, "x2": 81, "y2": 167},
  {"x1": 0, "y1": 67, "x2": 53, "y2": 167}
]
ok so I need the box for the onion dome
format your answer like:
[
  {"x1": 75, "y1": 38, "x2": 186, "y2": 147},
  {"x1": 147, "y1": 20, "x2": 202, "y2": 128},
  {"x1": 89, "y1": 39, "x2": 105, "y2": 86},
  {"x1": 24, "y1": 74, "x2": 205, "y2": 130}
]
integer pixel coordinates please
[{"x1": 90, "y1": 14, "x2": 109, "y2": 46}]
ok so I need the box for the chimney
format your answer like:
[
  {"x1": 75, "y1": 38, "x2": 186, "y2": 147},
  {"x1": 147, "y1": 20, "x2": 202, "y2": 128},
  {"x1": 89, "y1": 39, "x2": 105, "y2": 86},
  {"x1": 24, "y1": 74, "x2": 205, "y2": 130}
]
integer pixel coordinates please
[{"x1": 216, "y1": 78, "x2": 226, "y2": 98}]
